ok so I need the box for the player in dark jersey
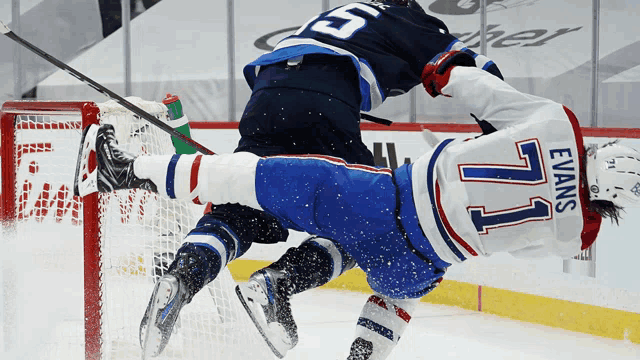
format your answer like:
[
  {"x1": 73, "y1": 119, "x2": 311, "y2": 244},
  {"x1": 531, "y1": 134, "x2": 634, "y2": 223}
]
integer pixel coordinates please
[
  {"x1": 133, "y1": 1, "x2": 504, "y2": 358},
  {"x1": 235, "y1": 1, "x2": 502, "y2": 357},
  {"x1": 242, "y1": 0, "x2": 502, "y2": 114},
  {"x1": 236, "y1": 0, "x2": 503, "y2": 354}
]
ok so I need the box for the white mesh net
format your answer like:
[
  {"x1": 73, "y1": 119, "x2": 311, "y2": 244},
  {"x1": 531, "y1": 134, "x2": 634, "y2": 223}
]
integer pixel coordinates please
[{"x1": 2, "y1": 98, "x2": 272, "y2": 360}]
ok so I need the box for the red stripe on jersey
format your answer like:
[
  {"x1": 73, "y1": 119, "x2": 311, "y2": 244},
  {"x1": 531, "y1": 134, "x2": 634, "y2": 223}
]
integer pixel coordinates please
[
  {"x1": 563, "y1": 106, "x2": 602, "y2": 249},
  {"x1": 394, "y1": 306, "x2": 411, "y2": 323},
  {"x1": 190, "y1": 155, "x2": 203, "y2": 205},
  {"x1": 190, "y1": 155, "x2": 202, "y2": 192},
  {"x1": 268, "y1": 154, "x2": 393, "y2": 175},
  {"x1": 367, "y1": 295, "x2": 388, "y2": 310},
  {"x1": 435, "y1": 180, "x2": 478, "y2": 256}
]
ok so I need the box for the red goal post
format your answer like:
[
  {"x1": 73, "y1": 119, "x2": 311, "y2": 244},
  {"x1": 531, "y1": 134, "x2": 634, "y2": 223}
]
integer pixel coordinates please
[{"x1": 1, "y1": 101, "x2": 102, "y2": 359}]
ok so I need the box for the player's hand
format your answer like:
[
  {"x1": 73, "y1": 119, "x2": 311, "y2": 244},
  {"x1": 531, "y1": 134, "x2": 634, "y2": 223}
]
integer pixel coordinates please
[{"x1": 421, "y1": 50, "x2": 475, "y2": 98}]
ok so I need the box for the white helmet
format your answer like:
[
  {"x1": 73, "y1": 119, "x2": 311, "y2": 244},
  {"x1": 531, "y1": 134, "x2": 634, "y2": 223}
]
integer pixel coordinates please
[{"x1": 586, "y1": 143, "x2": 640, "y2": 208}]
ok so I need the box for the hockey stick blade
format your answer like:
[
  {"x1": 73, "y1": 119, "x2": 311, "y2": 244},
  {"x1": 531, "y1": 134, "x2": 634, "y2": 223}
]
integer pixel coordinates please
[
  {"x1": 0, "y1": 21, "x2": 10, "y2": 34},
  {"x1": 422, "y1": 128, "x2": 441, "y2": 147},
  {"x1": 0, "y1": 20, "x2": 214, "y2": 155}
]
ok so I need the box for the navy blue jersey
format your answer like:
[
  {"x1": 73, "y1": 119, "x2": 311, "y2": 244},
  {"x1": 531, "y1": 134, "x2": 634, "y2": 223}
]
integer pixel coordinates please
[{"x1": 244, "y1": 1, "x2": 502, "y2": 111}]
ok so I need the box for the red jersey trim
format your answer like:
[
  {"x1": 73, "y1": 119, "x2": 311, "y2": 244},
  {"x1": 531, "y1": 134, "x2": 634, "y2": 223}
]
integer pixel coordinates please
[
  {"x1": 267, "y1": 154, "x2": 393, "y2": 175},
  {"x1": 563, "y1": 106, "x2": 602, "y2": 250},
  {"x1": 190, "y1": 155, "x2": 203, "y2": 205},
  {"x1": 435, "y1": 180, "x2": 478, "y2": 256}
]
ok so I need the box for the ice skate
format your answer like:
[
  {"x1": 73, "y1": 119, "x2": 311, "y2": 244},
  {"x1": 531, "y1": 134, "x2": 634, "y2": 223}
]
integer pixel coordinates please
[
  {"x1": 236, "y1": 268, "x2": 298, "y2": 358},
  {"x1": 139, "y1": 251, "x2": 203, "y2": 358},
  {"x1": 73, "y1": 123, "x2": 157, "y2": 197},
  {"x1": 347, "y1": 337, "x2": 374, "y2": 360}
]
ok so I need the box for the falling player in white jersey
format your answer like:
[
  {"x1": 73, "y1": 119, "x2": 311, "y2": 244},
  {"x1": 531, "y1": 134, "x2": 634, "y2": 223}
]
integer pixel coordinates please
[{"x1": 75, "y1": 50, "x2": 634, "y2": 360}]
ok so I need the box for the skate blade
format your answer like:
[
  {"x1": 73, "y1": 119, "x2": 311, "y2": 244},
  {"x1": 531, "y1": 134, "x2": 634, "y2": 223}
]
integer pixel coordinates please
[
  {"x1": 141, "y1": 280, "x2": 175, "y2": 359},
  {"x1": 236, "y1": 285, "x2": 289, "y2": 359},
  {"x1": 73, "y1": 124, "x2": 99, "y2": 197}
]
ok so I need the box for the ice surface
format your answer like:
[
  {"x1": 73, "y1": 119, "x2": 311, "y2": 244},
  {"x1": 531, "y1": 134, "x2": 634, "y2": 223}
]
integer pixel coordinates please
[
  {"x1": 288, "y1": 289, "x2": 640, "y2": 360},
  {"x1": 1, "y1": 226, "x2": 638, "y2": 360}
]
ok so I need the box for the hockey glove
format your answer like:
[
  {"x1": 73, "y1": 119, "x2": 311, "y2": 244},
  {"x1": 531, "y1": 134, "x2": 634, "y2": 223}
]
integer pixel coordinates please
[{"x1": 421, "y1": 50, "x2": 476, "y2": 98}]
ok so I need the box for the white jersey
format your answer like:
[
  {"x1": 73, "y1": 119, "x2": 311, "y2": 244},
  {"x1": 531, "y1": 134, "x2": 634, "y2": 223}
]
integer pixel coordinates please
[{"x1": 411, "y1": 67, "x2": 602, "y2": 265}]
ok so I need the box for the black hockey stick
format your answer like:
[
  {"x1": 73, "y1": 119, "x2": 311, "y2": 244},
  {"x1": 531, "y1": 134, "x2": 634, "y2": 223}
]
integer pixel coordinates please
[
  {"x1": 360, "y1": 113, "x2": 393, "y2": 126},
  {"x1": 0, "y1": 21, "x2": 214, "y2": 155}
]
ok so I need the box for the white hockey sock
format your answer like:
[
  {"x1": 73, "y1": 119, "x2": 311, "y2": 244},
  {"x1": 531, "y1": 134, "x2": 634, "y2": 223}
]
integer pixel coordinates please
[
  {"x1": 133, "y1": 154, "x2": 190, "y2": 199},
  {"x1": 133, "y1": 152, "x2": 262, "y2": 209},
  {"x1": 353, "y1": 294, "x2": 419, "y2": 360}
]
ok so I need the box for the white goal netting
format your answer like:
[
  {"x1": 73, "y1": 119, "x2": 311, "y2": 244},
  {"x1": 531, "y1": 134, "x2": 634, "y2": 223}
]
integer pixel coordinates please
[{"x1": 0, "y1": 98, "x2": 271, "y2": 360}]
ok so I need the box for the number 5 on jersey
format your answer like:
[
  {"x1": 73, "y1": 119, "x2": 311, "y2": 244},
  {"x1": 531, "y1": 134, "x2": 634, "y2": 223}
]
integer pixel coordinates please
[{"x1": 294, "y1": 3, "x2": 381, "y2": 40}]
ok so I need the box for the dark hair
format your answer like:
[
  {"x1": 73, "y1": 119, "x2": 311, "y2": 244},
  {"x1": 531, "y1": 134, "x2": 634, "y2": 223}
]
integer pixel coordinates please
[
  {"x1": 583, "y1": 142, "x2": 624, "y2": 224},
  {"x1": 589, "y1": 200, "x2": 623, "y2": 224}
]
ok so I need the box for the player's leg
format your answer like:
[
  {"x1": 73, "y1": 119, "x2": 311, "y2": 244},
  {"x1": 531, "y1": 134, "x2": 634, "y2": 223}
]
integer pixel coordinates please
[
  {"x1": 346, "y1": 293, "x2": 421, "y2": 360},
  {"x1": 139, "y1": 227, "x2": 225, "y2": 357},
  {"x1": 347, "y1": 275, "x2": 444, "y2": 360},
  {"x1": 74, "y1": 123, "x2": 157, "y2": 196},
  {"x1": 139, "y1": 203, "x2": 288, "y2": 357},
  {"x1": 265, "y1": 237, "x2": 356, "y2": 298},
  {"x1": 346, "y1": 232, "x2": 447, "y2": 360},
  {"x1": 234, "y1": 85, "x2": 374, "y2": 356},
  {"x1": 236, "y1": 236, "x2": 356, "y2": 357},
  {"x1": 74, "y1": 124, "x2": 291, "y2": 356}
]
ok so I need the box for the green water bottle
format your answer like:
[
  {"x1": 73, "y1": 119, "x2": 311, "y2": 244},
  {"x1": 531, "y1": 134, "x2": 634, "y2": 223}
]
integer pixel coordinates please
[{"x1": 162, "y1": 93, "x2": 197, "y2": 154}]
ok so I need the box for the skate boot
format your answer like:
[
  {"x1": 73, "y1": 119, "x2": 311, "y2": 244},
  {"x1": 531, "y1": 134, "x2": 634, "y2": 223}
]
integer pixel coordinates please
[
  {"x1": 236, "y1": 268, "x2": 298, "y2": 358},
  {"x1": 139, "y1": 251, "x2": 204, "y2": 358},
  {"x1": 74, "y1": 123, "x2": 157, "y2": 197},
  {"x1": 347, "y1": 338, "x2": 374, "y2": 360}
]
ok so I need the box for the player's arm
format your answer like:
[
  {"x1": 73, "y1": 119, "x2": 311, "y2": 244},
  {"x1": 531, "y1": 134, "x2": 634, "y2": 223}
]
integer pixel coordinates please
[
  {"x1": 421, "y1": 51, "x2": 560, "y2": 131},
  {"x1": 443, "y1": 40, "x2": 504, "y2": 80},
  {"x1": 407, "y1": 10, "x2": 504, "y2": 80}
]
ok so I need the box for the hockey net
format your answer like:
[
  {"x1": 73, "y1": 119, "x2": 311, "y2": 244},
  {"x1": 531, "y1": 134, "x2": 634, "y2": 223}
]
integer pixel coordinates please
[{"x1": 0, "y1": 99, "x2": 271, "y2": 360}]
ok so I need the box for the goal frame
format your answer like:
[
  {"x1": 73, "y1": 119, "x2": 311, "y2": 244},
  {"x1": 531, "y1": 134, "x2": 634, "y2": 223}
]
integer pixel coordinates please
[{"x1": 1, "y1": 100, "x2": 102, "y2": 359}]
